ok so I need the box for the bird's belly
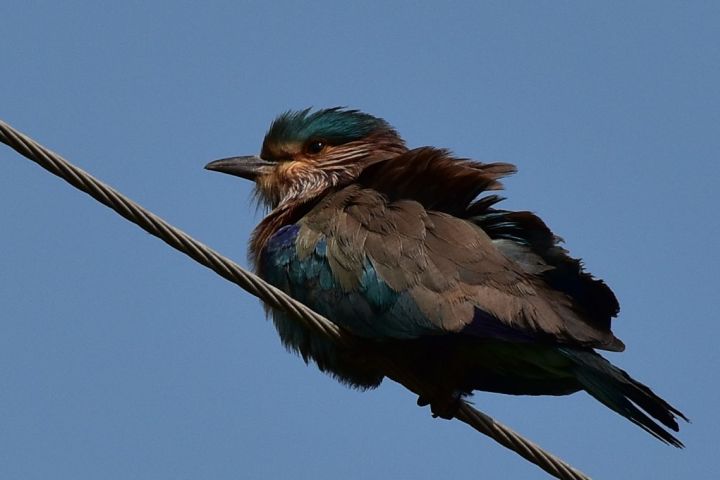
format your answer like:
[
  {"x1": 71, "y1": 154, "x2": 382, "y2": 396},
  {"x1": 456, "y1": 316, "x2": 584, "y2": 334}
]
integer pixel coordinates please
[
  {"x1": 269, "y1": 309, "x2": 385, "y2": 389},
  {"x1": 383, "y1": 336, "x2": 583, "y2": 396}
]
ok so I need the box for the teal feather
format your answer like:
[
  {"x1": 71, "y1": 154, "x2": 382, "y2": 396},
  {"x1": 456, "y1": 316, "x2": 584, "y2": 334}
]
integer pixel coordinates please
[{"x1": 265, "y1": 107, "x2": 392, "y2": 145}]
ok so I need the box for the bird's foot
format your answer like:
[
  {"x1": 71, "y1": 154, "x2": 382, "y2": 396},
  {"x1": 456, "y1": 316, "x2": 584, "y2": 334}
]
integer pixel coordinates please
[{"x1": 417, "y1": 392, "x2": 462, "y2": 420}]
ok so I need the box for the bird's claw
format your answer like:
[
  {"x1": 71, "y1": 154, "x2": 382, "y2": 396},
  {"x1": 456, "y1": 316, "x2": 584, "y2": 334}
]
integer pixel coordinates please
[{"x1": 417, "y1": 392, "x2": 462, "y2": 420}]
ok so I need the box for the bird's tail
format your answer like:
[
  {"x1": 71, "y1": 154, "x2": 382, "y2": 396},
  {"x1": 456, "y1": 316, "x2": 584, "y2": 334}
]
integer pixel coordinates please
[{"x1": 560, "y1": 348, "x2": 688, "y2": 447}]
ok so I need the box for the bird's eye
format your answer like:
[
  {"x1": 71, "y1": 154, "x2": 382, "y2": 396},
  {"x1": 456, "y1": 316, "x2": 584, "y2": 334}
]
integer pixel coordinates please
[{"x1": 306, "y1": 140, "x2": 326, "y2": 155}]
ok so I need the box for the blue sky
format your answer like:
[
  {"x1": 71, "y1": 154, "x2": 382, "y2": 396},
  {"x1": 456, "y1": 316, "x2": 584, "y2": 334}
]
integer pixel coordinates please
[{"x1": 1, "y1": 1, "x2": 718, "y2": 478}]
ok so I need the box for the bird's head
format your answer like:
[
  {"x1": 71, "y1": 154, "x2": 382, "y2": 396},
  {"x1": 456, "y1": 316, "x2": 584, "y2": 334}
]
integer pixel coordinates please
[{"x1": 205, "y1": 108, "x2": 407, "y2": 209}]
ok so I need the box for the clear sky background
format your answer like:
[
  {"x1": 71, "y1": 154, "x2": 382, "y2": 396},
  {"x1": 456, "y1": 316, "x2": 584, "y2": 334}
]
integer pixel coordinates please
[{"x1": 1, "y1": 2, "x2": 718, "y2": 479}]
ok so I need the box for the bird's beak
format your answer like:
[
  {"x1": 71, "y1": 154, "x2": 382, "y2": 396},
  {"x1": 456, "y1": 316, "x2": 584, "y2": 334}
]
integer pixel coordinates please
[{"x1": 204, "y1": 155, "x2": 273, "y2": 181}]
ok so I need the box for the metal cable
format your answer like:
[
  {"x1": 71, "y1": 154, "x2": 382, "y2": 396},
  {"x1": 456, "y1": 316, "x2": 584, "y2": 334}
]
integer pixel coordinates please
[{"x1": 0, "y1": 119, "x2": 591, "y2": 480}]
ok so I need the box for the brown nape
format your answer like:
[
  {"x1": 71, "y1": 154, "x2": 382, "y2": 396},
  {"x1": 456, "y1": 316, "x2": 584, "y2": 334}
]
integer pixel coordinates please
[{"x1": 357, "y1": 147, "x2": 517, "y2": 215}]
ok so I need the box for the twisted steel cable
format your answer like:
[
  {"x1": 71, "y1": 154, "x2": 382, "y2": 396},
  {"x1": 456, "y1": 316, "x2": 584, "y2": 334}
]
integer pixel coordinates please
[{"x1": 0, "y1": 119, "x2": 591, "y2": 480}]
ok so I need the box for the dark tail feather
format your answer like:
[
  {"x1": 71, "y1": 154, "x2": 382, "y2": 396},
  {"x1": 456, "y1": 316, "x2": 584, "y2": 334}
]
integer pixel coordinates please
[{"x1": 561, "y1": 348, "x2": 688, "y2": 448}]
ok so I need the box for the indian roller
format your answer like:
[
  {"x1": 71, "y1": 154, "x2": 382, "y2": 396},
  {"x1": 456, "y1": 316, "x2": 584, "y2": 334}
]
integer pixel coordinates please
[{"x1": 205, "y1": 108, "x2": 687, "y2": 446}]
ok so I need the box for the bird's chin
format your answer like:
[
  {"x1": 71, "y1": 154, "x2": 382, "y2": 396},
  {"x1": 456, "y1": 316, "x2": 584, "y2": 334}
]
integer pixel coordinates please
[{"x1": 249, "y1": 186, "x2": 278, "y2": 211}]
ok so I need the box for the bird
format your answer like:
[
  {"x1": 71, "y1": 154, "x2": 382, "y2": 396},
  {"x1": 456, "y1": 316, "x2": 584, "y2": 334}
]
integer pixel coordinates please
[{"x1": 205, "y1": 107, "x2": 687, "y2": 447}]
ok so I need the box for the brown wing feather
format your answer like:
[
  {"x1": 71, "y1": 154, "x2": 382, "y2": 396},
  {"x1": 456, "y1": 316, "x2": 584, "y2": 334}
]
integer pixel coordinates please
[{"x1": 475, "y1": 209, "x2": 620, "y2": 331}]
